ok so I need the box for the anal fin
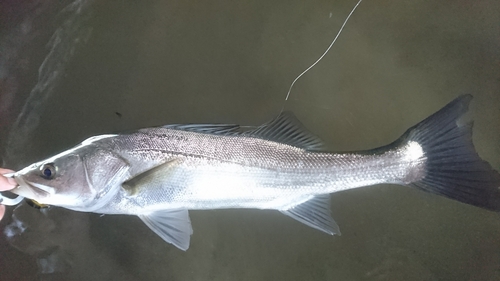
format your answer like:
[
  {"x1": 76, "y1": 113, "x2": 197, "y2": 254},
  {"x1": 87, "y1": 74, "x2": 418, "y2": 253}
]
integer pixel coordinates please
[
  {"x1": 280, "y1": 195, "x2": 340, "y2": 235},
  {"x1": 139, "y1": 209, "x2": 193, "y2": 251}
]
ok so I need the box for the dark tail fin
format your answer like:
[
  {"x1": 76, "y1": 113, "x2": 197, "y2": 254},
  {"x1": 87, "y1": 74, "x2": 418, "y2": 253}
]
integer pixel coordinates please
[{"x1": 405, "y1": 95, "x2": 500, "y2": 211}]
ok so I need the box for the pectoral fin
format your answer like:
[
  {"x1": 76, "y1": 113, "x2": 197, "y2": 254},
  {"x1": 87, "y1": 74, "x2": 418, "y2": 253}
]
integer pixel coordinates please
[
  {"x1": 122, "y1": 159, "x2": 180, "y2": 196},
  {"x1": 280, "y1": 195, "x2": 340, "y2": 235},
  {"x1": 139, "y1": 209, "x2": 193, "y2": 251}
]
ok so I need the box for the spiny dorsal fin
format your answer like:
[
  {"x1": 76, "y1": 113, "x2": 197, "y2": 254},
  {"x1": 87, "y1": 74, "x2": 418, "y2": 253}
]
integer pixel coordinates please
[
  {"x1": 163, "y1": 123, "x2": 241, "y2": 135},
  {"x1": 245, "y1": 112, "x2": 325, "y2": 150},
  {"x1": 163, "y1": 112, "x2": 325, "y2": 150}
]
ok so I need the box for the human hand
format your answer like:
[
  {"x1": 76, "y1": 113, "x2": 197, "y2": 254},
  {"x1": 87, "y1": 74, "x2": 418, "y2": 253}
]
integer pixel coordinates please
[{"x1": 0, "y1": 168, "x2": 18, "y2": 221}]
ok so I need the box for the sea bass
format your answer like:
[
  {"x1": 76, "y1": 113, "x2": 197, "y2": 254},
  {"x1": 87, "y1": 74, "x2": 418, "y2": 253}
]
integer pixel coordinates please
[{"x1": 7, "y1": 95, "x2": 500, "y2": 250}]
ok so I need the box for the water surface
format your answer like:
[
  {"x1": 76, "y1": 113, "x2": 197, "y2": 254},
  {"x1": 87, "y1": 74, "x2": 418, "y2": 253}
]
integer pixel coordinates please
[{"x1": 1, "y1": 0, "x2": 499, "y2": 280}]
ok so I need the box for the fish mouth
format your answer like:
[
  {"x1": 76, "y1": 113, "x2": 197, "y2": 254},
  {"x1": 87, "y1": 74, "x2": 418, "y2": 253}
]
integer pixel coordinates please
[{"x1": 11, "y1": 176, "x2": 55, "y2": 200}]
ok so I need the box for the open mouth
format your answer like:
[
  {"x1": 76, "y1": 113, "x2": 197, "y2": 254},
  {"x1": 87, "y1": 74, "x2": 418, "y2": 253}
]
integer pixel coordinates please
[{"x1": 12, "y1": 176, "x2": 55, "y2": 199}]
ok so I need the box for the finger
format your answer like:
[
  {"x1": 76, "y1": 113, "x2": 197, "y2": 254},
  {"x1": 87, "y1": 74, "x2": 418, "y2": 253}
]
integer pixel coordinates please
[
  {"x1": 0, "y1": 205, "x2": 5, "y2": 221},
  {"x1": 0, "y1": 168, "x2": 15, "y2": 174},
  {"x1": 0, "y1": 174, "x2": 17, "y2": 191}
]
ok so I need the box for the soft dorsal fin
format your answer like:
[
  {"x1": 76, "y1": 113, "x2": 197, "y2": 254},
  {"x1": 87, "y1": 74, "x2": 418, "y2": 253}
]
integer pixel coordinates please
[
  {"x1": 245, "y1": 112, "x2": 325, "y2": 150},
  {"x1": 280, "y1": 195, "x2": 340, "y2": 235},
  {"x1": 138, "y1": 209, "x2": 193, "y2": 251}
]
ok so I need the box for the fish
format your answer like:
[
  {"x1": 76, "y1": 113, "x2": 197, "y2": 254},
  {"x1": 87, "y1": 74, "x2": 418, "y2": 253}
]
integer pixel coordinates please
[{"x1": 7, "y1": 94, "x2": 500, "y2": 251}]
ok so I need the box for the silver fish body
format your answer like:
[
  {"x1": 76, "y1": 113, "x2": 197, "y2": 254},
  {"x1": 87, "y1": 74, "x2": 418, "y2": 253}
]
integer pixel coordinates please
[
  {"x1": 92, "y1": 126, "x2": 423, "y2": 214},
  {"x1": 9, "y1": 95, "x2": 500, "y2": 250}
]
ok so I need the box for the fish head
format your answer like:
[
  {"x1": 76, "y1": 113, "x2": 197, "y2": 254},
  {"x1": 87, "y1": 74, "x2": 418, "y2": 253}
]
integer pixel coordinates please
[{"x1": 12, "y1": 139, "x2": 129, "y2": 210}]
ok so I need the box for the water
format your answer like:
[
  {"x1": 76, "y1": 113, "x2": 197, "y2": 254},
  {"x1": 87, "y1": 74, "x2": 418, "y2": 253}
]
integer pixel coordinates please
[{"x1": 1, "y1": 0, "x2": 499, "y2": 280}]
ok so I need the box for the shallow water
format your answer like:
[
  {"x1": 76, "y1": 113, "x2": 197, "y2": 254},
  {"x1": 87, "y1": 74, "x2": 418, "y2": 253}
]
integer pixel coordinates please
[{"x1": 1, "y1": 0, "x2": 499, "y2": 280}]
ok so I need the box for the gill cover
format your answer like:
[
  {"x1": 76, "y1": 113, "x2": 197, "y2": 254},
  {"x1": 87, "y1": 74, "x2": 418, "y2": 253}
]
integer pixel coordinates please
[
  {"x1": 70, "y1": 148, "x2": 131, "y2": 212},
  {"x1": 12, "y1": 141, "x2": 130, "y2": 212}
]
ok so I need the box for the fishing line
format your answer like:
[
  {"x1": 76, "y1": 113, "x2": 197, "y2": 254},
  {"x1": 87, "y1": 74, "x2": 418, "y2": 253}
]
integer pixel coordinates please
[{"x1": 280, "y1": 0, "x2": 363, "y2": 113}]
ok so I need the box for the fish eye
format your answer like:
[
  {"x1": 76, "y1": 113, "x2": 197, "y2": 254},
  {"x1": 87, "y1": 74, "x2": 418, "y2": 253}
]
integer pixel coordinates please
[{"x1": 40, "y1": 163, "x2": 56, "y2": 179}]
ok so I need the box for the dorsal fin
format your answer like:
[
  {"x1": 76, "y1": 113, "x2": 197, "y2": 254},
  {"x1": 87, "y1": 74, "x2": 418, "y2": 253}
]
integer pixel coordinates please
[
  {"x1": 163, "y1": 123, "x2": 241, "y2": 134},
  {"x1": 245, "y1": 112, "x2": 325, "y2": 150},
  {"x1": 163, "y1": 112, "x2": 325, "y2": 150}
]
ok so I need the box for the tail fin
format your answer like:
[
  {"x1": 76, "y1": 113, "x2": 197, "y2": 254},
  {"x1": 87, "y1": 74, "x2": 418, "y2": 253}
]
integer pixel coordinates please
[{"x1": 405, "y1": 95, "x2": 500, "y2": 211}]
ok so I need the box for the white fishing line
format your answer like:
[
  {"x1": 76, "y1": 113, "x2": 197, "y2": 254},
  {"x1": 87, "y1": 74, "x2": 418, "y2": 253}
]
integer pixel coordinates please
[{"x1": 283, "y1": 0, "x2": 363, "y2": 105}]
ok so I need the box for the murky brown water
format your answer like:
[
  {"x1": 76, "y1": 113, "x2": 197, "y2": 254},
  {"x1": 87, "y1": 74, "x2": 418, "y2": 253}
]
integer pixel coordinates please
[{"x1": 1, "y1": 0, "x2": 499, "y2": 280}]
